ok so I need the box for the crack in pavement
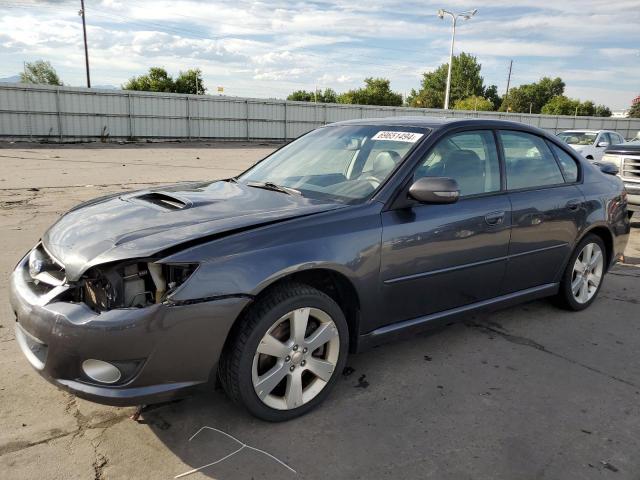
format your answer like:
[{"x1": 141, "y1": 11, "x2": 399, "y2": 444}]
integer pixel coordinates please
[
  {"x1": 0, "y1": 179, "x2": 235, "y2": 192},
  {"x1": 0, "y1": 395, "x2": 130, "y2": 458},
  {"x1": 0, "y1": 154, "x2": 244, "y2": 172},
  {"x1": 600, "y1": 295, "x2": 639, "y2": 304},
  {"x1": 467, "y1": 322, "x2": 639, "y2": 389}
]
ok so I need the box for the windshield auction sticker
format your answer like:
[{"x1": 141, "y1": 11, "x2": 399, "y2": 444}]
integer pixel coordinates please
[{"x1": 372, "y1": 131, "x2": 424, "y2": 143}]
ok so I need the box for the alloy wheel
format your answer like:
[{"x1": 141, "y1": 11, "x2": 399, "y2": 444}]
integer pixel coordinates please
[
  {"x1": 252, "y1": 307, "x2": 340, "y2": 410},
  {"x1": 571, "y1": 242, "x2": 604, "y2": 304}
]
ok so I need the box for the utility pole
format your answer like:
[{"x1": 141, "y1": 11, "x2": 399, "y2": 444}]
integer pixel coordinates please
[
  {"x1": 505, "y1": 60, "x2": 513, "y2": 99},
  {"x1": 503, "y1": 59, "x2": 513, "y2": 112},
  {"x1": 79, "y1": 0, "x2": 91, "y2": 88}
]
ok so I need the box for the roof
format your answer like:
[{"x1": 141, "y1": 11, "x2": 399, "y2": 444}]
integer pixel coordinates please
[
  {"x1": 560, "y1": 129, "x2": 614, "y2": 134},
  {"x1": 329, "y1": 116, "x2": 536, "y2": 131}
]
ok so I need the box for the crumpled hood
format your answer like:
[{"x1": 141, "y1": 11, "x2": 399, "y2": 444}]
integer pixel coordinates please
[{"x1": 43, "y1": 180, "x2": 345, "y2": 281}]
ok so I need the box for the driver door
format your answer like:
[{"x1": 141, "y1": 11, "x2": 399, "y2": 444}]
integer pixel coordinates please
[{"x1": 376, "y1": 130, "x2": 511, "y2": 330}]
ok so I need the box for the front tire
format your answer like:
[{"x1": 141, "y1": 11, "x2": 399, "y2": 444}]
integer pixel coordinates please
[
  {"x1": 555, "y1": 234, "x2": 606, "y2": 311},
  {"x1": 219, "y1": 282, "x2": 349, "y2": 421}
]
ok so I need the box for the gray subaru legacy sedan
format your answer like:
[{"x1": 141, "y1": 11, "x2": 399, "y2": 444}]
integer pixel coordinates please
[{"x1": 10, "y1": 118, "x2": 630, "y2": 421}]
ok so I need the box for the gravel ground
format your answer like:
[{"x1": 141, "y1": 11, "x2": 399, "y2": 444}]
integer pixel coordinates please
[{"x1": 1, "y1": 142, "x2": 640, "y2": 480}]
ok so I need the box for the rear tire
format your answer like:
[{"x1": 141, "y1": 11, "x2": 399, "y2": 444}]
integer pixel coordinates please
[
  {"x1": 555, "y1": 234, "x2": 606, "y2": 311},
  {"x1": 219, "y1": 282, "x2": 349, "y2": 421}
]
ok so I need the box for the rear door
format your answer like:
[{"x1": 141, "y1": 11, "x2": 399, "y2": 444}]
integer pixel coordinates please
[
  {"x1": 378, "y1": 130, "x2": 510, "y2": 329},
  {"x1": 499, "y1": 130, "x2": 585, "y2": 293}
]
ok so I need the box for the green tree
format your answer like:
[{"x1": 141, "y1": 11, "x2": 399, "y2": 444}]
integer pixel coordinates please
[
  {"x1": 454, "y1": 95, "x2": 494, "y2": 111},
  {"x1": 123, "y1": 67, "x2": 175, "y2": 92},
  {"x1": 407, "y1": 53, "x2": 485, "y2": 108},
  {"x1": 20, "y1": 60, "x2": 62, "y2": 85},
  {"x1": 541, "y1": 96, "x2": 612, "y2": 117},
  {"x1": 287, "y1": 88, "x2": 337, "y2": 103},
  {"x1": 594, "y1": 104, "x2": 612, "y2": 117},
  {"x1": 337, "y1": 77, "x2": 403, "y2": 106},
  {"x1": 629, "y1": 102, "x2": 640, "y2": 119},
  {"x1": 483, "y1": 84, "x2": 501, "y2": 111},
  {"x1": 501, "y1": 77, "x2": 565, "y2": 113},
  {"x1": 541, "y1": 95, "x2": 579, "y2": 116},
  {"x1": 174, "y1": 68, "x2": 205, "y2": 94}
]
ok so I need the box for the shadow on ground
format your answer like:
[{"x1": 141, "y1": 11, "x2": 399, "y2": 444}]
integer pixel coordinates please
[{"x1": 136, "y1": 287, "x2": 640, "y2": 479}]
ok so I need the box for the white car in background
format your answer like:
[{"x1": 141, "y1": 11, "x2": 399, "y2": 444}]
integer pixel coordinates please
[{"x1": 556, "y1": 130, "x2": 625, "y2": 162}]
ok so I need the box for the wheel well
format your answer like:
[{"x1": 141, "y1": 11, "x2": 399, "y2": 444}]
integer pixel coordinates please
[
  {"x1": 256, "y1": 269, "x2": 361, "y2": 353},
  {"x1": 584, "y1": 226, "x2": 614, "y2": 270}
]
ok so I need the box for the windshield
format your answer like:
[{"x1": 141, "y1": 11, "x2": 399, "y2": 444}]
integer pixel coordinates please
[
  {"x1": 557, "y1": 131, "x2": 597, "y2": 145},
  {"x1": 239, "y1": 125, "x2": 427, "y2": 202}
]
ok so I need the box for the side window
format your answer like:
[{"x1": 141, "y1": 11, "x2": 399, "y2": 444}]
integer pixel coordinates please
[
  {"x1": 414, "y1": 130, "x2": 500, "y2": 197},
  {"x1": 550, "y1": 144, "x2": 579, "y2": 183},
  {"x1": 500, "y1": 131, "x2": 565, "y2": 190},
  {"x1": 598, "y1": 133, "x2": 611, "y2": 146},
  {"x1": 612, "y1": 134, "x2": 623, "y2": 145}
]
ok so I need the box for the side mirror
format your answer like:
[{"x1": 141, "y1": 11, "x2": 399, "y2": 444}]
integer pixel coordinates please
[
  {"x1": 597, "y1": 141, "x2": 610, "y2": 148},
  {"x1": 593, "y1": 162, "x2": 619, "y2": 176},
  {"x1": 408, "y1": 177, "x2": 460, "y2": 204}
]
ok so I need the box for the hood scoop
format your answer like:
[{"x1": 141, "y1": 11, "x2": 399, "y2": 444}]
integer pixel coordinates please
[{"x1": 132, "y1": 192, "x2": 191, "y2": 211}]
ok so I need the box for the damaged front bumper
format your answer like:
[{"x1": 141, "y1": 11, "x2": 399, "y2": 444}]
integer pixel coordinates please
[{"x1": 10, "y1": 253, "x2": 251, "y2": 406}]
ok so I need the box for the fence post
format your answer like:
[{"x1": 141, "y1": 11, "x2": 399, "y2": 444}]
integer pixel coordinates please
[
  {"x1": 246, "y1": 99, "x2": 250, "y2": 141},
  {"x1": 25, "y1": 87, "x2": 33, "y2": 141},
  {"x1": 186, "y1": 95, "x2": 191, "y2": 140},
  {"x1": 323, "y1": 103, "x2": 327, "y2": 125},
  {"x1": 127, "y1": 93, "x2": 133, "y2": 139},
  {"x1": 55, "y1": 87, "x2": 63, "y2": 142},
  {"x1": 284, "y1": 101, "x2": 287, "y2": 140}
]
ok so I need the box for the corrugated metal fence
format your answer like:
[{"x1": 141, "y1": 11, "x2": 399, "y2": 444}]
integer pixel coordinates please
[{"x1": 1, "y1": 83, "x2": 639, "y2": 141}]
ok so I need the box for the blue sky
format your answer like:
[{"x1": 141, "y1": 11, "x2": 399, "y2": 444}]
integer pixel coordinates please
[{"x1": 1, "y1": 0, "x2": 639, "y2": 109}]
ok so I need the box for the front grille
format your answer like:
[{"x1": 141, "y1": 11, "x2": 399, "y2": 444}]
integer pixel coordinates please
[{"x1": 622, "y1": 157, "x2": 640, "y2": 180}]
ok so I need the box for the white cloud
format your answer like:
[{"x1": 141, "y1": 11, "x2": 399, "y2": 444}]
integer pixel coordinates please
[{"x1": 0, "y1": 0, "x2": 638, "y2": 109}]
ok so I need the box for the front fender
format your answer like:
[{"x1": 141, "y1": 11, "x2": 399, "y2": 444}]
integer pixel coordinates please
[{"x1": 161, "y1": 203, "x2": 384, "y2": 325}]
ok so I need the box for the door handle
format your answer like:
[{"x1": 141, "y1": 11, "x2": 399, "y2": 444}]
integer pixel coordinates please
[
  {"x1": 566, "y1": 200, "x2": 581, "y2": 211},
  {"x1": 485, "y1": 211, "x2": 505, "y2": 226}
]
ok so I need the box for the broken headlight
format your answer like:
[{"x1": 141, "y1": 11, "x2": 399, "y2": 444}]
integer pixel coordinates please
[{"x1": 82, "y1": 261, "x2": 198, "y2": 312}]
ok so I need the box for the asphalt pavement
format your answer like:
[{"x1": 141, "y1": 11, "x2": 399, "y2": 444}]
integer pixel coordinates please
[{"x1": 1, "y1": 142, "x2": 639, "y2": 480}]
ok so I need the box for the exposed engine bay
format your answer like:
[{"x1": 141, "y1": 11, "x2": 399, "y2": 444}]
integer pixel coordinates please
[
  {"x1": 26, "y1": 244, "x2": 198, "y2": 312},
  {"x1": 81, "y1": 261, "x2": 197, "y2": 311}
]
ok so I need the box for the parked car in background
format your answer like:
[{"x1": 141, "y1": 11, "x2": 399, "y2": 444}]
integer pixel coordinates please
[
  {"x1": 10, "y1": 118, "x2": 630, "y2": 421},
  {"x1": 602, "y1": 143, "x2": 640, "y2": 218},
  {"x1": 557, "y1": 130, "x2": 625, "y2": 161}
]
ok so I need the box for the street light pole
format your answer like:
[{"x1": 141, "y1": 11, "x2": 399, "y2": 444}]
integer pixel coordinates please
[{"x1": 438, "y1": 8, "x2": 477, "y2": 110}]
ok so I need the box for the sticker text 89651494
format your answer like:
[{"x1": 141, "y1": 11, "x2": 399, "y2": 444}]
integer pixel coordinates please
[{"x1": 371, "y1": 131, "x2": 423, "y2": 143}]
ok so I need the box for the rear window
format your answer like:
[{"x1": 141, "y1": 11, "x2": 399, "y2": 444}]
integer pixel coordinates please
[
  {"x1": 500, "y1": 131, "x2": 565, "y2": 190},
  {"x1": 551, "y1": 144, "x2": 579, "y2": 183}
]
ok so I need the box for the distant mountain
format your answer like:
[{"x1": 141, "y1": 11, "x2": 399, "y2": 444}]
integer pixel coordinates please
[
  {"x1": 0, "y1": 75, "x2": 21, "y2": 83},
  {"x1": 92, "y1": 84, "x2": 119, "y2": 90}
]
